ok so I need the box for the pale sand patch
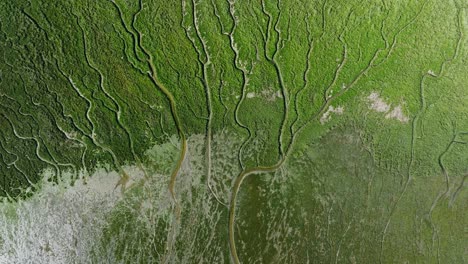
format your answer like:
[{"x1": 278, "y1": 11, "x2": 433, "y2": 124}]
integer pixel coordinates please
[
  {"x1": 320, "y1": 105, "x2": 344, "y2": 124},
  {"x1": 366, "y1": 92, "x2": 409, "y2": 123},
  {"x1": 367, "y1": 92, "x2": 390, "y2": 113},
  {"x1": 242, "y1": 89, "x2": 283, "y2": 101},
  {"x1": 385, "y1": 105, "x2": 409, "y2": 123}
]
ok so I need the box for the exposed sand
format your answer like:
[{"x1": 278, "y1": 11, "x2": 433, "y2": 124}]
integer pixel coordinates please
[
  {"x1": 320, "y1": 105, "x2": 345, "y2": 124},
  {"x1": 367, "y1": 92, "x2": 409, "y2": 123}
]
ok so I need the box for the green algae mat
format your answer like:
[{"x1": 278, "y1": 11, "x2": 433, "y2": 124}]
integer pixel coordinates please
[{"x1": 0, "y1": 0, "x2": 467, "y2": 263}]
